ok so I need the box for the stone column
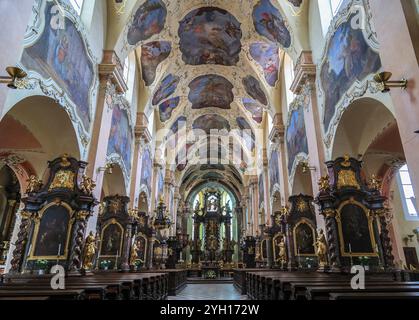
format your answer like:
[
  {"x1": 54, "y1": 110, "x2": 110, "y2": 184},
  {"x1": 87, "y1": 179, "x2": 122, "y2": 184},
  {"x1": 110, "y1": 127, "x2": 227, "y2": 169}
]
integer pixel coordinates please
[
  {"x1": 290, "y1": 51, "x2": 326, "y2": 229},
  {"x1": 369, "y1": 0, "x2": 419, "y2": 211},
  {"x1": 249, "y1": 176, "x2": 259, "y2": 236},
  {"x1": 85, "y1": 50, "x2": 127, "y2": 234},
  {"x1": 150, "y1": 162, "x2": 162, "y2": 216},
  {"x1": 260, "y1": 148, "x2": 271, "y2": 226},
  {"x1": 129, "y1": 113, "x2": 151, "y2": 208},
  {"x1": 172, "y1": 187, "x2": 181, "y2": 237},
  {"x1": 269, "y1": 115, "x2": 290, "y2": 204},
  {"x1": 164, "y1": 169, "x2": 175, "y2": 236}
]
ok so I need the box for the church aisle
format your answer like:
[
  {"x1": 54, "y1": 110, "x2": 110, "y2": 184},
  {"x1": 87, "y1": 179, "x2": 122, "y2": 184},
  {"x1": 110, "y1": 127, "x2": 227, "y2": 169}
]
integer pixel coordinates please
[{"x1": 168, "y1": 283, "x2": 248, "y2": 300}]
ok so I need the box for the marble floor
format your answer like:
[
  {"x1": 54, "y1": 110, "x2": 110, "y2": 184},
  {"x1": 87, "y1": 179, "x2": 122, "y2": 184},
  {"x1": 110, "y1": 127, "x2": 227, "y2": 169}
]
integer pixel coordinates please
[{"x1": 168, "y1": 283, "x2": 248, "y2": 300}]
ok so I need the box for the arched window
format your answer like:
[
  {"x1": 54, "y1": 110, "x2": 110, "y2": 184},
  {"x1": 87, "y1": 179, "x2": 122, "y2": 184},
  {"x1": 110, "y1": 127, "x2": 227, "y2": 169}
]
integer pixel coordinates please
[
  {"x1": 283, "y1": 53, "x2": 295, "y2": 111},
  {"x1": 398, "y1": 164, "x2": 419, "y2": 220},
  {"x1": 318, "y1": 0, "x2": 345, "y2": 35},
  {"x1": 69, "y1": 0, "x2": 84, "y2": 15},
  {"x1": 123, "y1": 52, "x2": 136, "y2": 103}
]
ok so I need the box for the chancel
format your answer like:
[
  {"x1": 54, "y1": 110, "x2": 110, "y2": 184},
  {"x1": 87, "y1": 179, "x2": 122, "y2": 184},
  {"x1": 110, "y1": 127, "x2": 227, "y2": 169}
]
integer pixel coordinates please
[{"x1": 0, "y1": 0, "x2": 418, "y2": 303}]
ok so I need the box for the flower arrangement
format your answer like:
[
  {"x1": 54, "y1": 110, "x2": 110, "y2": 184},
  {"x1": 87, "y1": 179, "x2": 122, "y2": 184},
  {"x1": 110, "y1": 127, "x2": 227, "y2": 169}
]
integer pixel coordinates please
[
  {"x1": 35, "y1": 259, "x2": 48, "y2": 270},
  {"x1": 206, "y1": 270, "x2": 217, "y2": 279},
  {"x1": 100, "y1": 260, "x2": 112, "y2": 270}
]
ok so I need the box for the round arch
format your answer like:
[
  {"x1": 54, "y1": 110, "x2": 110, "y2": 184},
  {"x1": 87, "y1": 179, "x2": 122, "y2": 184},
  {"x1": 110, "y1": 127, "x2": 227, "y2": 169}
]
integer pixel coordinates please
[
  {"x1": 331, "y1": 97, "x2": 396, "y2": 159},
  {"x1": 0, "y1": 95, "x2": 80, "y2": 178},
  {"x1": 101, "y1": 164, "x2": 127, "y2": 197}
]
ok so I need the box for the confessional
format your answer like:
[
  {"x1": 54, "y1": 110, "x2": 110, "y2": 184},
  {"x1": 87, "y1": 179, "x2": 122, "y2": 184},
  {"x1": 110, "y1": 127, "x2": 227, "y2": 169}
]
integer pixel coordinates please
[
  {"x1": 316, "y1": 155, "x2": 394, "y2": 272},
  {"x1": 10, "y1": 155, "x2": 97, "y2": 274}
]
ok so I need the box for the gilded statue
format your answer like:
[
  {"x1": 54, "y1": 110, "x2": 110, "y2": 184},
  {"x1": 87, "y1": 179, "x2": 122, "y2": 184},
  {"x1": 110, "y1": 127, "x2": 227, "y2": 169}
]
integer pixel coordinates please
[
  {"x1": 208, "y1": 235, "x2": 218, "y2": 251},
  {"x1": 280, "y1": 206, "x2": 289, "y2": 217},
  {"x1": 26, "y1": 175, "x2": 42, "y2": 194},
  {"x1": 315, "y1": 229, "x2": 328, "y2": 267},
  {"x1": 368, "y1": 174, "x2": 382, "y2": 191},
  {"x1": 49, "y1": 170, "x2": 75, "y2": 191},
  {"x1": 276, "y1": 237, "x2": 287, "y2": 265},
  {"x1": 80, "y1": 175, "x2": 96, "y2": 195},
  {"x1": 318, "y1": 176, "x2": 331, "y2": 192},
  {"x1": 130, "y1": 241, "x2": 139, "y2": 266},
  {"x1": 83, "y1": 231, "x2": 97, "y2": 270},
  {"x1": 98, "y1": 202, "x2": 106, "y2": 216}
]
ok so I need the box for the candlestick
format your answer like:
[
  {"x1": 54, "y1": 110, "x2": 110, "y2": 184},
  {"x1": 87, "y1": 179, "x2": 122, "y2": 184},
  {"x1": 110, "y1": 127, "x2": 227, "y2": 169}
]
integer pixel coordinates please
[
  {"x1": 57, "y1": 243, "x2": 61, "y2": 266},
  {"x1": 348, "y1": 243, "x2": 353, "y2": 267},
  {"x1": 114, "y1": 250, "x2": 119, "y2": 270}
]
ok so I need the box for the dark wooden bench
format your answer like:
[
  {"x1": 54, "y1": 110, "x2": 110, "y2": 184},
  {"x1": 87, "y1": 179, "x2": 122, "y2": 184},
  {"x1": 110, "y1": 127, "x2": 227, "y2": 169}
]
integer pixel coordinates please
[
  {"x1": 306, "y1": 284, "x2": 419, "y2": 300},
  {"x1": 330, "y1": 292, "x2": 419, "y2": 300}
]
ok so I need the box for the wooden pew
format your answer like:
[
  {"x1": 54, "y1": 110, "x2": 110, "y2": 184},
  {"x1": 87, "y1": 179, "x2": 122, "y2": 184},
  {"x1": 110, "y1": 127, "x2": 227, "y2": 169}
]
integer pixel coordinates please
[
  {"x1": 306, "y1": 284, "x2": 419, "y2": 300},
  {"x1": 330, "y1": 292, "x2": 419, "y2": 300}
]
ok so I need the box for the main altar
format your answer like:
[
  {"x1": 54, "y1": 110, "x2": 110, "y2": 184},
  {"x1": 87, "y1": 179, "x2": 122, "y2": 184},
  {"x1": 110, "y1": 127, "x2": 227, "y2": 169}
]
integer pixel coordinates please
[{"x1": 190, "y1": 190, "x2": 235, "y2": 278}]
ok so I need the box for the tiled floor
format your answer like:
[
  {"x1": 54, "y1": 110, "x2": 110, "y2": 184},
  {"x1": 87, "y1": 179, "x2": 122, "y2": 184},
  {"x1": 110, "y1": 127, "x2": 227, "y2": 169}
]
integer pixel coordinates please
[{"x1": 168, "y1": 283, "x2": 248, "y2": 300}]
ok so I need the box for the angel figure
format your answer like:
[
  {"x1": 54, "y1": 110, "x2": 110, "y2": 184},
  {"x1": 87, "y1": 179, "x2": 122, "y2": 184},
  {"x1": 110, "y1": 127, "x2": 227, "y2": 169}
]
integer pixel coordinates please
[
  {"x1": 26, "y1": 175, "x2": 42, "y2": 194},
  {"x1": 80, "y1": 175, "x2": 96, "y2": 195}
]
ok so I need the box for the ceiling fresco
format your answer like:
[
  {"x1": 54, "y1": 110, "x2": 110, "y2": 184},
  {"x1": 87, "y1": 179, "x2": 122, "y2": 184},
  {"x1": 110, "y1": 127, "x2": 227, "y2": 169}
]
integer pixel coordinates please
[
  {"x1": 252, "y1": 0, "x2": 291, "y2": 48},
  {"x1": 119, "y1": 1, "x2": 300, "y2": 174},
  {"x1": 242, "y1": 98, "x2": 264, "y2": 124},
  {"x1": 127, "y1": 0, "x2": 167, "y2": 45},
  {"x1": 242, "y1": 75, "x2": 268, "y2": 106},
  {"x1": 288, "y1": 0, "x2": 303, "y2": 7},
  {"x1": 141, "y1": 41, "x2": 171, "y2": 86},
  {"x1": 192, "y1": 114, "x2": 231, "y2": 134},
  {"x1": 188, "y1": 74, "x2": 234, "y2": 110},
  {"x1": 178, "y1": 7, "x2": 242, "y2": 66},
  {"x1": 159, "y1": 96, "x2": 180, "y2": 122},
  {"x1": 249, "y1": 42, "x2": 280, "y2": 86},
  {"x1": 152, "y1": 73, "x2": 180, "y2": 105}
]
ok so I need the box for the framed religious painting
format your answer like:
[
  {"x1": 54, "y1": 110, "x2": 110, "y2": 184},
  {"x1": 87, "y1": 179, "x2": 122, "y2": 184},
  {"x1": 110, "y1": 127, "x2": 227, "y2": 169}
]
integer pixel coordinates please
[
  {"x1": 337, "y1": 199, "x2": 377, "y2": 257},
  {"x1": 29, "y1": 202, "x2": 73, "y2": 260},
  {"x1": 293, "y1": 219, "x2": 316, "y2": 257},
  {"x1": 99, "y1": 219, "x2": 124, "y2": 258}
]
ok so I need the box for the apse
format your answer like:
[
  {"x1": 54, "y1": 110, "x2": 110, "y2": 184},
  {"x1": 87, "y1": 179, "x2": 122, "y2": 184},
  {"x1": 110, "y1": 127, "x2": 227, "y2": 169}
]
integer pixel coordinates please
[
  {"x1": 178, "y1": 7, "x2": 242, "y2": 66},
  {"x1": 188, "y1": 74, "x2": 234, "y2": 110}
]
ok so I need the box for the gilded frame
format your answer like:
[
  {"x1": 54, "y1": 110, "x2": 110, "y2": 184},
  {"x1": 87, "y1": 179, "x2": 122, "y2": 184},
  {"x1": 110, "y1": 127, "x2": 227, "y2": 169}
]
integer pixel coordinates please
[
  {"x1": 28, "y1": 201, "x2": 74, "y2": 261},
  {"x1": 293, "y1": 218, "x2": 316, "y2": 257},
  {"x1": 336, "y1": 198, "x2": 378, "y2": 257},
  {"x1": 99, "y1": 218, "x2": 125, "y2": 258}
]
